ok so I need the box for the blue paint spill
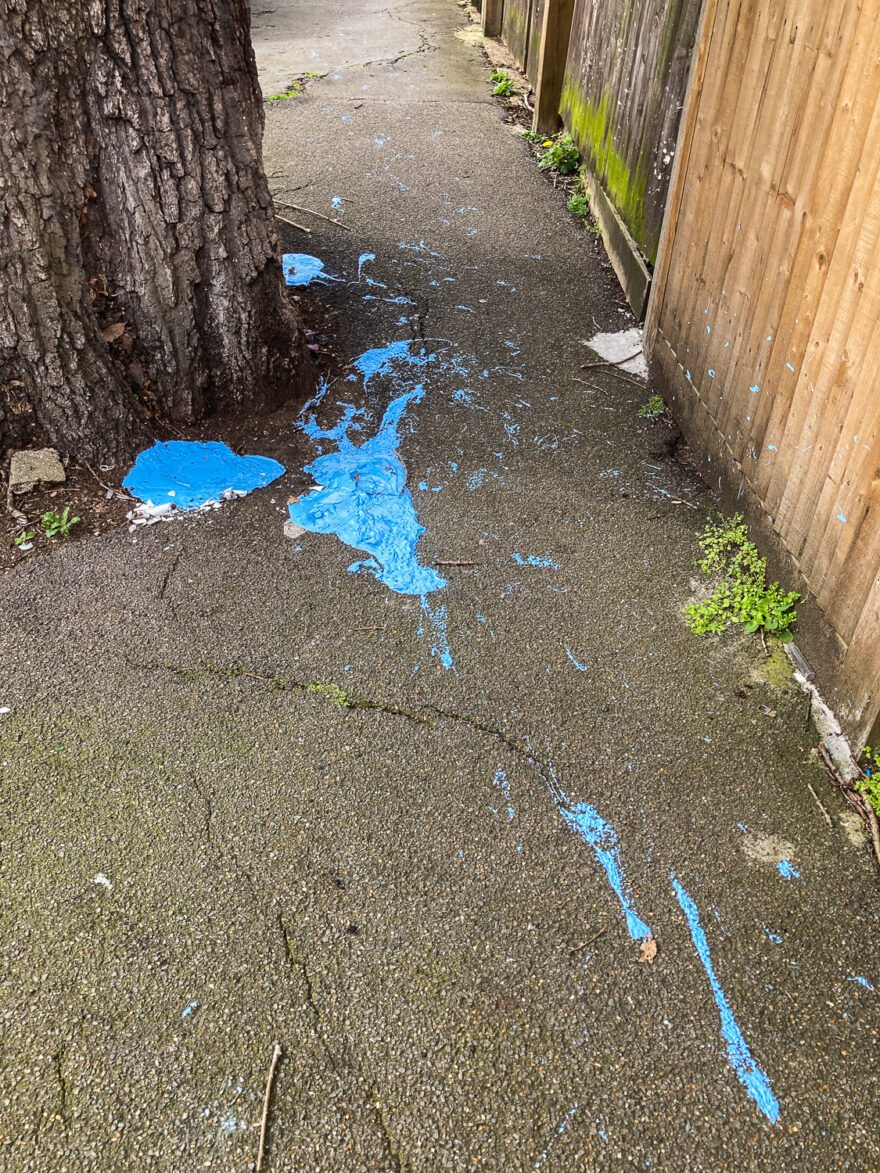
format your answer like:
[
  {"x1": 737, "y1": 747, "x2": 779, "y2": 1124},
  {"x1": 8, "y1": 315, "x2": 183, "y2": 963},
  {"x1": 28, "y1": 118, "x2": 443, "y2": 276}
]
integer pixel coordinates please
[
  {"x1": 291, "y1": 378, "x2": 445, "y2": 596},
  {"x1": 513, "y1": 553, "x2": 559, "y2": 569},
  {"x1": 356, "y1": 253, "x2": 386, "y2": 288},
  {"x1": 123, "y1": 441, "x2": 284, "y2": 509},
  {"x1": 776, "y1": 859, "x2": 800, "y2": 879},
  {"x1": 671, "y1": 874, "x2": 779, "y2": 1123},
  {"x1": 282, "y1": 253, "x2": 338, "y2": 286},
  {"x1": 848, "y1": 976, "x2": 874, "y2": 990},
  {"x1": 493, "y1": 769, "x2": 515, "y2": 822},
  {"x1": 565, "y1": 648, "x2": 588, "y2": 671}
]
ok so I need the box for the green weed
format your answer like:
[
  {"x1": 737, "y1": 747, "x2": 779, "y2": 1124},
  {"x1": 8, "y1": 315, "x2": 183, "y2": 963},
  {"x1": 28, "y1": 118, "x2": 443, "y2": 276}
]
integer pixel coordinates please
[
  {"x1": 14, "y1": 530, "x2": 35, "y2": 547},
  {"x1": 567, "y1": 191, "x2": 590, "y2": 218},
  {"x1": 265, "y1": 81, "x2": 304, "y2": 102},
  {"x1": 538, "y1": 133, "x2": 580, "y2": 175},
  {"x1": 857, "y1": 747, "x2": 880, "y2": 816},
  {"x1": 307, "y1": 681, "x2": 349, "y2": 706},
  {"x1": 685, "y1": 513, "x2": 799, "y2": 642},
  {"x1": 41, "y1": 506, "x2": 80, "y2": 539},
  {"x1": 638, "y1": 395, "x2": 666, "y2": 420},
  {"x1": 490, "y1": 69, "x2": 515, "y2": 97}
]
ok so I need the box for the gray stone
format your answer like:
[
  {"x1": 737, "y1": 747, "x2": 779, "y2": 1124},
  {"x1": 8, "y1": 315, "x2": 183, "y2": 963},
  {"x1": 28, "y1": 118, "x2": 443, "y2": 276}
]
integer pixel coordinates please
[
  {"x1": 9, "y1": 447, "x2": 66, "y2": 494},
  {"x1": 283, "y1": 519, "x2": 305, "y2": 540}
]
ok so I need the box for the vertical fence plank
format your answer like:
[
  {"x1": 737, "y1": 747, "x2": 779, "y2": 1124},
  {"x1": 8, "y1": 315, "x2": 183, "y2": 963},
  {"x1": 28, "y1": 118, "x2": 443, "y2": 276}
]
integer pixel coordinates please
[{"x1": 531, "y1": 0, "x2": 575, "y2": 135}]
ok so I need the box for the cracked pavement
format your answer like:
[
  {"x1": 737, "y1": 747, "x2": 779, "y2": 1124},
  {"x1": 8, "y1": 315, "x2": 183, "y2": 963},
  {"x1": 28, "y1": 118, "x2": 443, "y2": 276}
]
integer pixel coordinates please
[{"x1": 1, "y1": 1, "x2": 879, "y2": 1169}]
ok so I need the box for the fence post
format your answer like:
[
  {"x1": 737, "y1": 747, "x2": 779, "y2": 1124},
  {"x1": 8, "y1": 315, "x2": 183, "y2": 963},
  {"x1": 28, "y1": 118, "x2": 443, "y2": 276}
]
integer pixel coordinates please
[
  {"x1": 531, "y1": 0, "x2": 575, "y2": 137},
  {"x1": 482, "y1": 0, "x2": 503, "y2": 37}
]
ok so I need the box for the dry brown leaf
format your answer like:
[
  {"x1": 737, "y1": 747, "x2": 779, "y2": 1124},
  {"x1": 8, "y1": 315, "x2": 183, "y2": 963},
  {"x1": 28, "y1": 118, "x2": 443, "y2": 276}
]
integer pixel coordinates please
[
  {"x1": 638, "y1": 935, "x2": 657, "y2": 965},
  {"x1": 102, "y1": 322, "x2": 125, "y2": 342}
]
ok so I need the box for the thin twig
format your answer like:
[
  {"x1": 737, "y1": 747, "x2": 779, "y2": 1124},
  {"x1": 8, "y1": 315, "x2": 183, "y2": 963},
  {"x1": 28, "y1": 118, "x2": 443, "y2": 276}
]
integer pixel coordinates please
[
  {"x1": 807, "y1": 782, "x2": 832, "y2": 827},
  {"x1": 274, "y1": 212, "x2": 311, "y2": 233},
  {"x1": 760, "y1": 630, "x2": 769, "y2": 657},
  {"x1": 866, "y1": 803, "x2": 880, "y2": 868},
  {"x1": 804, "y1": 691, "x2": 813, "y2": 729},
  {"x1": 83, "y1": 460, "x2": 129, "y2": 500},
  {"x1": 273, "y1": 198, "x2": 352, "y2": 232},
  {"x1": 569, "y1": 927, "x2": 607, "y2": 954},
  {"x1": 256, "y1": 1042, "x2": 282, "y2": 1173},
  {"x1": 572, "y1": 377, "x2": 600, "y2": 391},
  {"x1": 433, "y1": 559, "x2": 477, "y2": 566},
  {"x1": 580, "y1": 349, "x2": 643, "y2": 371}
]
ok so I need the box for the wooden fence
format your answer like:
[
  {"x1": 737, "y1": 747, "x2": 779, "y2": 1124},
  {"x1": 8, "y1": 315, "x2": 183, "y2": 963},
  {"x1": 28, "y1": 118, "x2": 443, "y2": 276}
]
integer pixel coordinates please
[{"x1": 646, "y1": 0, "x2": 880, "y2": 745}]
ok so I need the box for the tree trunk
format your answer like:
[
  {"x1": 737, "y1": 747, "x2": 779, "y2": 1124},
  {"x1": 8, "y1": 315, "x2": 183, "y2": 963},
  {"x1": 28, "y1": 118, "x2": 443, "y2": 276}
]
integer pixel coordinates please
[{"x1": 0, "y1": 0, "x2": 308, "y2": 464}]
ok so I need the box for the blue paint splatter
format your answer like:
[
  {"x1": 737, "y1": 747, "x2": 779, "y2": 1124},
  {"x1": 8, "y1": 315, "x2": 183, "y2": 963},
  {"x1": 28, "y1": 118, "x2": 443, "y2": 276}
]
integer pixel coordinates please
[
  {"x1": 565, "y1": 648, "x2": 588, "y2": 671},
  {"x1": 282, "y1": 253, "x2": 338, "y2": 287},
  {"x1": 750, "y1": 385, "x2": 760, "y2": 393},
  {"x1": 291, "y1": 381, "x2": 445, "y2": 596},
  {"x1": 671, "y1": 874, "x2": 779, "y2": 1123},
  {"x1": 513, "y1": 553, "x2": 559, "y2": 569},
  {"x1": 493, "y1": 769, "x2": 515, "y2": 822},
  {"x1": 123, "y1": 441, "x2": 284, "y2": 509},
  {"x1": 331, "y1": 196, "x2": 344, "y2": 212},
  {"x1": 419, "y1": 594, "x2": 453, "y2": 669},
  {"x1": 837, "y1": 513, "x2": 847, "y2": 523},
  {"x1": 182, "y1": 1000, "x2": 199, "y2": 1018},
  {"x1": 534, "y1": 1103, "x2": 578, "y2": 1170},
  {"x1": 776, "y1": 859, "x2": 799, "y2": 880},
  {"x1": 764, "y1": 928, "x2": 782, "y2": 944},
  {"x1": 848, "y1": 976, "x2": 874, "y2": 990}
]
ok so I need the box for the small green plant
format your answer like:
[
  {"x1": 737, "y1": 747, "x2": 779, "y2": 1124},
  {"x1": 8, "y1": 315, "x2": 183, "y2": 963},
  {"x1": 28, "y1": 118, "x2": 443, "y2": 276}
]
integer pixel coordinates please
[
  {"x1": 490, "y1": 68, "x2": 515, "y2": 97},
  {"x1": 685, "y1": 513, "x2": 799, "y2": 641},
  {"x1": 538, "y1": 132, "x2": 580, "y2": 175},
  {"x1": 14, "y1": 530, "x2": 35, "y2": 547},
  {"x1": 307, "y1": 681, "x2": 349, "y2": 706},
  {"x1": 303, "y1": 71, "x2": 324, "y2": 79},
  {"x1": 567, "y1": 191, "x2": 590, "y2": 218},
  {"x1": 638, "y1": 395, "x2": 666, "y2": 420},
  {"x1": 265, "y1": 81, "x2": 304, "y2": 102},
  {"x1": 521, "y1": 128, "x2": 542, "y2": 143},
  {"x1": 857, "y1": 746, "x2": 880, "y2": 815},
  {"x1": 41, "y1": 506, "x2": 80, "y2": 539}
]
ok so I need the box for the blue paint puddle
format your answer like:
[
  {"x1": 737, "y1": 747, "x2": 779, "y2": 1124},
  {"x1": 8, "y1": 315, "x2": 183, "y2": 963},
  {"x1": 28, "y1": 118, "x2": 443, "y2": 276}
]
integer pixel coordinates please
[
  {"x1": 671, "y1": 874, "x2": 779, "y2": 1123},
  {"x1": 282, "y1": 253, "x2": 339, "y2": 287},
  {"x1": 123, "y1": 441, "x2": 284, "y2": 509},
  {"x1": 565, "y1": 648, "x2": 588, "y2": 671},
  {"x1": 291, "y1": 378, "x2": 445, "y2": 596},
  {"x1": 513, "y1": 553, "x2": 559, "y2": 569},
  {"x1": 776, "y1": 859, "x2": 800, "y2": 880}
]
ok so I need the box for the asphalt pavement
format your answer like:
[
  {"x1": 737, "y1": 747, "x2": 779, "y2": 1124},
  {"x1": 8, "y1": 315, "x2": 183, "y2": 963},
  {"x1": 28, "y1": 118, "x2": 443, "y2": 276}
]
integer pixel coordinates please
[{"x1": 1, "y1": 1, "x2": 878, "y2": 1169}]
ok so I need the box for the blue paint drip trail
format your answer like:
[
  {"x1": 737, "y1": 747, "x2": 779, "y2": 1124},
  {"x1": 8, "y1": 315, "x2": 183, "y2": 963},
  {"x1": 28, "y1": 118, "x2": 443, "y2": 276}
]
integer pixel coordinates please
[{"x1": 671, "y1": 873, "x2": 779, "y2": 1123}]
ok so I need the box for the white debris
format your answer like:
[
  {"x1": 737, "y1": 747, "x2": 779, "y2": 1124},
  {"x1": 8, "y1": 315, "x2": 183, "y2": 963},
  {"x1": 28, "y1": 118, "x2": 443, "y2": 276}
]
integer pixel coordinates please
[
  {"x1": 126, "y1": 487, "x2": 250, "y2": 533},
  {"x1": 583, "y1": 327, "x2": 648, "y2": 379},
  {"x1": 92, "y1": 873, "x2": 113, "y2": 890},
  {"x1": 284, "y1": 519, "x2": 306, "y2": 540},
  {"x1": 0, "y1": 706, "x2": 10, "y2": 715}
]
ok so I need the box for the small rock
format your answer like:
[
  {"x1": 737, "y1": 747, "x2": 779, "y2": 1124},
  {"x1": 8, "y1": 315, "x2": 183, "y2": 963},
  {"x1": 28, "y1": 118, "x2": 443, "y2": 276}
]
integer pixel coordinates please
[
  {"x1": 284, "y1": 519, "x2": 305, "y2": 540},
  {"x1": 9, "y1": 447, "x2": 66, "y2": 494}
]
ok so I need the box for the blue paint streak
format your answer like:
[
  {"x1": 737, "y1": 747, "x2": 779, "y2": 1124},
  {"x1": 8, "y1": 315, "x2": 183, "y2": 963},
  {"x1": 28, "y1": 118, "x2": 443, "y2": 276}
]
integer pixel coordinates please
[
  {"x1": 282, "y1": 253, "x2": 336, "y2": 286},
  {"x1": 182, "y1": 1000, "x2": 199, "y2": 1018},
  {"x1": 553, "y1": 797, "x2": 651, "y2": 940},
  {"x1": 513, "y1": 553, "x2": 559, "y2": 569},
  {"x1": 671, "y1": 874, "x2": 779, "y2": 1123},
  {"x1": 420, "y1": 594, "x2": 453, "y2": 669},
  {"x1": 565, "y1": 648, "x2": 588, "y2": 672},
  {"x1": 848, "y1": 976, "x2": 874, "y2": 990},
  {"x1": 776, "y1": 859, "x2": 800, "y2": 879},
  {"x1": 123, "y1": 441, "x2": 284, "y2": 508}
]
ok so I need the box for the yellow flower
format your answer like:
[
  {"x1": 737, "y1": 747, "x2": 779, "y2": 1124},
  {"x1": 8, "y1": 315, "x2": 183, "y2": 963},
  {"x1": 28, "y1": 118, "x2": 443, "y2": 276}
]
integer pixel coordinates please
[{"x1": 542, "y1": 140, "x2": 553, "y2": 147}]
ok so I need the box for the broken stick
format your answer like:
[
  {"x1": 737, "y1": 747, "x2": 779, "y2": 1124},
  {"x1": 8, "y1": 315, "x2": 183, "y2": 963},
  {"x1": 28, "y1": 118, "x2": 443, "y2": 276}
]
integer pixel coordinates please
[
  {"x1": 274, "y1": 212, "x2": 311, "y2": 233},
  {"x1": 579, "y1": 349, "x2": 643, "y2": 371},
  {"x1": 256, "y1": 1042, "x2": 282, "y2": 1173},
  {"x1": 273, "y1": 198, "x2": 352, "y2": 232},
  {"x1": 806, "y1": 782, "x2": 832, "y2": 828},
  {"x1": 569, "y1": 927, "x2": 607, "y2": 954},
  {"x1": 433, "y1": 559, "x2": 477, "y2": 566}
]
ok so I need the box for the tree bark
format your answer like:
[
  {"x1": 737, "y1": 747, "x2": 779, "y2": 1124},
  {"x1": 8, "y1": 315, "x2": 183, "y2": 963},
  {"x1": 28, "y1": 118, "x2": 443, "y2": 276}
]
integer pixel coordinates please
[{"x1": 0, "y1": 0, "x2": 308, "y2": 464}]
